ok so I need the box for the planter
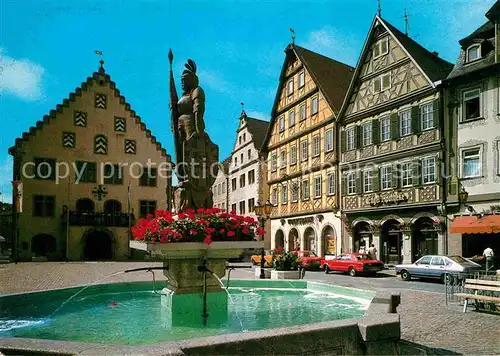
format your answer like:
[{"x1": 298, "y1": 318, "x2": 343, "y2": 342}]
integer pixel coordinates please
[
  {"x1": 254, "y1": 267, "x2": 271, "y2": 279},
  {"x1": 271, "y1": 270, "x2": 302, "y2": 280}
]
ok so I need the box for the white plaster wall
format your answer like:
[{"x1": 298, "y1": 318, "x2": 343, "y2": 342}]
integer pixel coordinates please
[{"x1": 212, "y1": 169, "x2": 228, "y2": 210}]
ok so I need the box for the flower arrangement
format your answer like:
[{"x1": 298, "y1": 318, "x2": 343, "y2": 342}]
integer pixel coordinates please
[
  {"x1": 131, "y1": 208, "x2": 265, "y2": 245},
  {"x1": 272, "y1": 247, "x2": 300, "y2": 271}
]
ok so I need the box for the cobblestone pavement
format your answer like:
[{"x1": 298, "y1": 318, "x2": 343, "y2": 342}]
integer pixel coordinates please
[{"x1": 1, "y1": 262, "x2": 499, "y2": 355}]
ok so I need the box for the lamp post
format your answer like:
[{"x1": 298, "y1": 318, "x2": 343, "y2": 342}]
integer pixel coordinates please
[
  {"x1": 458, "y1": 187, "x2": 469, "y2": 208},
  {"x1": 254, "y1": 200, "x2": 273, "y2": 279}
]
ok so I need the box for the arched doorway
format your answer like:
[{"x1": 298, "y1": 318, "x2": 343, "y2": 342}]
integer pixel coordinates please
[
  {"x1": 32, "y1": 234, "x2": 56, "y2": 258},
  {"x1": 304, "y1": 227, "x2": 316, "y2": 253},
  {"x1": 322, "y1": 225, "x2": 336, "y2": 256},
  {"x1": 412, "y1": 217, "x2": 439, "y2": 261},
  {"x1": 83, "y1": 229, "x2": 113, "y2": 260},
  {"x1": 274, "y1": 230, "x2": 285, "y2": 249},
  {"x1": 353, "y1": 222, "x2": 372, "y2": 253},
  {"x1": 288, "y1": 228, "x2": 299, "y2": 251},
  {"x1": 381, "y1": 219, "x2": 403, "y2": 265},
  {"x1": 104, "y1": 200, "x2": 122, "y2": 214},
  {"x1": 76, "y1": 198, "x2": 95, "y2": 213}
]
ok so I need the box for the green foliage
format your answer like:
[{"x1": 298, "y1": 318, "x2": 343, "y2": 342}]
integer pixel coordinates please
[{"x1": 272, "y1": 247, "x2": 299, "y2": 271}]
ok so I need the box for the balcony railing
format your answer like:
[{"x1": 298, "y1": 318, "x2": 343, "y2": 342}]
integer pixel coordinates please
[{"x1": 62, "y1": 211, "x2": 135, "y2": 227}]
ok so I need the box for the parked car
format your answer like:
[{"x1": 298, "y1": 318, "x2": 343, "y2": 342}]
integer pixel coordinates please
[
  {"x1": 320, "y1": 253, "x2": 384, "y2": 276},
  {"x1": 291, "y1": 250, "x2": 323, "y2": 270},
  {"x1": 395, "y1": 255, "x2": 482, "y2": 284},
  {"x1": 250, "y1": 249, "x2": 273, "y2": 267}
]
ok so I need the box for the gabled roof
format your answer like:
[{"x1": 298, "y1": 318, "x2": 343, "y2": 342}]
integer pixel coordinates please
[
  {"x1": 10, "y1": 64, "x2": 170, "y2": 160},
  {"x1": 245, "y1": 116, "x2": 270, "y2": 151},
  {"x1": 338, "y1": 16, "x2": 453, "y2": 120},
  {"x1": 216, "y1": 156, "x2": 232, "y2": 175},
  {"x1": 486, "y1": 0, "x2": 500, "y2": 21},
  {"x1": 261, "y1": 44, "x2": 354, "y2": 151},
  {"x1": 459, "y1": 21, "x2": 495, "y2": 47}
]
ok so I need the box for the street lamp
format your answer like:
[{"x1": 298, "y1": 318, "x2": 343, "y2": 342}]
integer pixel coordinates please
[
  {"x1": 254, "y1": 200, "x2": 273, "y2": 279},
  {"x1": 458, "y1": 187, "x2": 469, "y2": 206}
]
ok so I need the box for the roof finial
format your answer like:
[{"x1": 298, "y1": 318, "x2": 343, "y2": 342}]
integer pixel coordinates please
[
  {"x1": 377, "y1": 0, "x2": 381, "y2": 16},
  {"x1": 240, "y1": 102, "x2": 247, "y2": 118},
  {"x1": 404, "y1": 8, "x2": 409, "y2": 36},
  {"x1": 94, "y1": 50, "x2": 104, "y2": 73},
  {"x1": 289, "y1": 28, "x2": 296, "y2": 44}
]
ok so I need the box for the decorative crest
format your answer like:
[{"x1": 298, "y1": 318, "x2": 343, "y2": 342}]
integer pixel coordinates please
[
  {"x1": 289, "y1": 28, "x2": 296, "y2": 44},
  {"x1": 184, "y1": 59, "x2": 197, "y2": 75}
]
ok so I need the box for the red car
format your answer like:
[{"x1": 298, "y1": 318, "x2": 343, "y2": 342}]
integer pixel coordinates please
[
  {"x1": 291, "y1": 250, "x2": 323, "y2": 270},
  {"x1": 320, "y1": 253, "x2": 384, "y2": 276}
]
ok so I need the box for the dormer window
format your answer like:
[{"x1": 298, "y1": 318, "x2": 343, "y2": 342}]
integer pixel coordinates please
[
  {"x1": 373, "y1": 37, "x2": 389, "y2": 59},
  {"x1": 466, "y1": 44, "x2": 481, "y2": 62}
]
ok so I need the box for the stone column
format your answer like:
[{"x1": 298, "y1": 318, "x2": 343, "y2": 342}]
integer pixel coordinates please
[
  {"x1": 438, "y1": 231, "x2": 445, "y2": 256},
  {"x1": 402, "y1": 233, "x2": 412, "y2": 264},
  {"x1": 372, "y1": 232, "x2": 381, "y2": 260},
  {"x1": 448, "y1": 233, "x2": 462, "y2": 256}
]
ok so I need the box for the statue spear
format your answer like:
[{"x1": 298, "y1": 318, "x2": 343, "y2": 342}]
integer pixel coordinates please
[{"x1": 168, "y1": 49, "x2": 182, "y2": 177}]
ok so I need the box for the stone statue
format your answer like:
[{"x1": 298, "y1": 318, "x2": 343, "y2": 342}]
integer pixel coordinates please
[{"x1": 169, "y1": 50, "x2": 218, "y2": 212}]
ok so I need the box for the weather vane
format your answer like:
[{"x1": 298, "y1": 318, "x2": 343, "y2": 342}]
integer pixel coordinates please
[
  {"x1": 377, "y1": 0, "x2": 382, "y2": 16},
  {"x1": 404, "y1": 8, "x2": 409, "y2": 36},
  {"x1": 289, "y1": 28, "x2": 296, "y2": 44},
  {"x1": 94, "y1": 50, "x2": 104, "y2": 70}
]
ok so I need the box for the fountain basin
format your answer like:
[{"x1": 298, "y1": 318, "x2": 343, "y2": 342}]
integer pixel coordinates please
[{"x1": 0, "y1": 279, "x2": 400, "y2": 355}]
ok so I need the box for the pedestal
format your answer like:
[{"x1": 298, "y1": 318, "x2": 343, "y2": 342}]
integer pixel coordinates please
[
  {"x1": 271, "y1": 270, "x2": 301, "y2": 280},
  {"x1": 254, "y1": 267, "x2": 271, "y2": 279}
]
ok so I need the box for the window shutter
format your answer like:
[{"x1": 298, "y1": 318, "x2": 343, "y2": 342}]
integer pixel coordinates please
[
  {"x1": 372, "y1": 119, "x2": 380, "y2": 144},
  {"x1": 341, "y1": 175, "x2": 347, "y2": 196},
  {"x1": 432, "y1": 99, "x2": 440, "y2": 128},
  {"x1": 373, "y1": 168, "x2": 380, "y2": 191},
  {"x1": 356, "y1": 171, "x2": 363, "y2": 194},
  {"x1": 341, "y1": 131, "x2": 346, "y2": 153},
  {"x1": 374, "y1": 78, "x2": 381, "y2": 93},
  {"x1": 412, "y1": 159, "x2": 422, "y2": 187},
  {"x1": 436, "y1": 158, "x2": 442, "y2": 186},
  {"x1": 355, "y1": 125, "x2": 362, "y2": 149},
  {"x1": 392, "y1": 163, "x2": 400, "y2": 189},
  {"x1": 390, "y1": 113, "x2": 399, "y2": 140},
  {"x1": 411, "y1": 106, "x2": 420, "y2": 134}
]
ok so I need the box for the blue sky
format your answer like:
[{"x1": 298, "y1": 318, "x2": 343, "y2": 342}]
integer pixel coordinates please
[{"x1": 0, "y1": 0, "x2": 494, "y2": 202}]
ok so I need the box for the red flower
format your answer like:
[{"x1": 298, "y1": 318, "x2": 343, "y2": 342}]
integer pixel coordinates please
[
  {"x1": 178, "y1": 213, "x2": 188, "y2": 219},
  {"x1": 160, "y1": 236, "x2": 168, "y2": 243},
  {"x1": 146, "y1": 214, "x2": 154, "y2": 220},
  {"x1": 204, "y1": 236, "x2": 213, "y2": 245},
  {"x1": 189, "y1": 228, "x2": 198, "y2": 235},
  {"x1": 203, "y1": 227, "x2": 215, "y2": 235},
  {"x1": 197, "y1": 208, "x2": 206, "y2": 214},
  {"x1": 256, "y1": 228, "x2": 265, "y2": 235},
  {"x1": 242, "y1": 228, "x2": 250, "y2": 235},
  {"x1": 219, "y1": 228, "x2": 225, "y2": 234},
  {"x1": 227, "y1": 231, "x2": 236, "y2": 237}
]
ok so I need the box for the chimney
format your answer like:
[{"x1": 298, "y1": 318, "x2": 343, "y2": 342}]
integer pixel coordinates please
[{"x1": 432, "y1": 51, "x2": 439, "y2": 57}]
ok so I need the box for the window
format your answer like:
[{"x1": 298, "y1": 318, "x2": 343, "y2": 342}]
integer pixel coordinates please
[
  {"x1": 125, "y1": 139, "x2": 136, "y2": 154},
  {"x1": 33, "y1": 195, "x2": 55, "y2": 217},
  {"x1": 346, "y1": 128, "x2": 355, "y2": 151},
  {"x1": 114, "y1": 117, "x2": 126, "y2": 132},
  {"x1": 381, "y1": 166, "x2": 392, "y2": 190},
  {"x1": 74, "y1": 111, "x2": 87, "y2": 127},
  {"x1": 231, "y1": 203, "x2": 237, "y2": 213},
  {"x1": 62, "y1": 132, "x2": 76, "y2": 148},
  {"x1": 373, "y1": 74, "x2": 390, "y2": 92},
  {"x1": 272, "y1": 188, "x2": 278, "y2": 205},
  {"x1": 312, "y1": 135, "x2": 320, "y2": 157},
  {"x1": 248, "y1": 149, "x2": 251, "y2": 160},
  {"x1": 300, "y1": 140, "x2": 308, "y2": 161},
  {"x1": 217, "y1": 184, "x2": 221, "y2": 195},
  {"x1": 362, "y1": 123, "x2": 372, "y2": 146},
  {"x1": 327, "y1": 173, "x2": 335, "y2": 195},
  {"x1": 239, "y1": 136, "x2": 242, "y2": 145},
  {"x1": 290, "y1": 145, "x2": 297, "y2": 165},
  {"x1": 76, "y1": 198, "x2": 94, "y2": 213},
  {"x1": 466, "y1": 44, "x2": 480, "y2": 62},
  {"x1": 399, "y1": 110, "x2": 412, "y2": 136},
  {"x1": 248, "y1": 170, "x2": 255, "y2": 184},
  {"x1": 462, "y1": 148, "x2": 481, "y2": 178},
  {"x1": 400, "y1": 162, "x2": 412, "y2": 187},
  {"x1": 301, "y1": 179, "x2": 310, "y2": 200},
  {"x1": 239, "y1": 174, "x2": 246, "y2": 188},
  {"x1": 280, "y1": 150, "x2": 287, "y2": 168},
  {"x1": 300, "y1": 104, "x2": 306, "y2": 121},
  {"x1": 95, "y1": 93, "x2": 107, "y2": 109},
  {"x1": 281, "y1": 184, "x2": 288, "y2": 204},
  {"x1": 422, "y1": 156, "x2": 436, "y2": 184},
  {"x1": 240, "y1": 153, "x2": 243, "y2": 163},
  {"x1": 94, "y1": 135, "x2": 108, "y2": 154},
  {"x1": 380, "y1": 117, "x2": 391, "y2": 141},
  {"x1": 311, "y1": 96, "x2": 319, "y2": 115},
  {"x1": 421, "y1": 102, "x2": 434, "y2": 130},
  {"x1": 232, "y1": 178, "x2": 237, "y2": 191},
  {"x1": 462, "y1": 89, "x2": 481, "y2": 121},
  {"x1": 34, "y1": 158, "x2": 56, "y2": 180},
  {"x1": 222, "y1": 182, "x2": 226, "y2": 194},
  {"x1": 75, "y1": 161, "x2": 96, "y2": 183},
  {"x1": 287, "y1": 79, "x2": 294, "y2": 96},
  {"x1": 279, "y1": 116, "x2": 285, "y2": 132},
  {"x1": 248, "y1": 198, "x2": 255, "y2": 213},
  {"x1": 418, "y1": 256, "x2": 432, "y2": 265},
  {"x1": 234, "y1": 157, "x2": 238, "y2": 166},
  {"x1": 271, "y1": 153, "x2": 277, "y2": 171},
  {"x1": 289, "y1": 110, "x2": 295, "y2": 127},
  {"x1": 314, "y1": 176, "x2": 322, "y2": 198},
  {"x1": 222, "y1": 202, "x2": 225, "y2": 210},
  {"x1": 347, "y1": 173, "x2": 356, "y2": 195},
  {"x1": 139, "y1": 200, "x2": 156, "y2": 218},
  {"x1": 373, "y1": 37, "x2": 389, "y2": 58},
  {"x1": 291, "y1": 181, "x2": 299, "y2": 201},
  {"x1": 364, "y1": 170, "x2": 374, "y2": 193},
  {"x1": 431, "y1": 256, "x2": 445, "y2": 266},
  {"x1": 104, "y1": 200, "x2": 122, "y2": 214},
  {"x1": 239, "y1": 201, "x2": 246, "y2": 214},
  {"x1": 139, "y1": 167, "x2": 157, "y2": 187},
  {"x1": 243, "y1": 133, "x2": 246, "y2": 142},
  {"x1": 298, "y1": 71, "x2": 305, "y2": 88},
  {"x1": 325, "y1": 129, "x2": 333, "y2": 152},
  {"x1": 103, "y1": 164, "x2": 123, "y2": 185}
]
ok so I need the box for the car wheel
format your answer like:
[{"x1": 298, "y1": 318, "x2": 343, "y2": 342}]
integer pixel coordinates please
[
  {"x1": 348, "y1": 267, "x2": 356, "y2": 277},
  {"x1": 324, "y1": 265, "x2": 330, "y2": 274},
  {"x1": 441, "y1": 273, "x2": 454, "y2": 285},
  {"x1": 401, "y1": 270, "x2": 411, "y2": 281}
]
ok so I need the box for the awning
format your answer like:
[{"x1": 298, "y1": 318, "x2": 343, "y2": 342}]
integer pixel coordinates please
[{"x1": 450, "y1": 215, "x2": 500, "y2": 234}]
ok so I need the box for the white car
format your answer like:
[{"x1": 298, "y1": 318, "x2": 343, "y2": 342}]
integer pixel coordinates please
[{"x1": 395, "y1": 255, "x2": 481, "y2": 284}]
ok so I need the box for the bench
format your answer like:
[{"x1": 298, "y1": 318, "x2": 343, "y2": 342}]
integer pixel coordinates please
[{"x1": 455, "y1": 279, "x2": 500, "y2": 313}]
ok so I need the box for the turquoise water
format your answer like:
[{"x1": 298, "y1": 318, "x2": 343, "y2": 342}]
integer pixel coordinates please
[{"x1": 0, "y1": 281, "x2": 372, "y2": 345}]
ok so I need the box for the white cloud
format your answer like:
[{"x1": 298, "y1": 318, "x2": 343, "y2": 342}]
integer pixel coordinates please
[
  {"x1": 0, "y1": 48, "x2": 44, "y2": 101},
  {"x1": 0, "y1": 156, "x2": 13, "y2": 203},
  {"x1": 246, "y1": 111, "x2": 269, "y2": 121},
  {"x1": 197, "y1": 69, "x2": 234, "y2": 94},
  {"x1": 304, "y1": 27, "x2": 358, "y2": 66}
]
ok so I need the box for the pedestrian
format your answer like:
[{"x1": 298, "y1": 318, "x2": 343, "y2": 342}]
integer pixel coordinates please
[
  {"x1": 368, "y1": 244, "x2": 377, "y2": 260},
  {"x1": 483, "y1": 246, "x2": 494, "y2": 272}
]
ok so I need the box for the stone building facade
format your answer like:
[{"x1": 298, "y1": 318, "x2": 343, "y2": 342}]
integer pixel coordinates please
[
  {"x1": 262, "y1": 44, "x2": 354, "y2": 257},
  {"x1": 445, "y1": 2, "x2": 500, "y2": 258},
  {"x1": 212, "y1": 157, "x2": 230, "y2": 211},
  {"x1": 9, "y1": 62, "x2": 172, "y2": 261},
  {"x1": 338, "y1": 16, "x2": 453, "y2": 264}
]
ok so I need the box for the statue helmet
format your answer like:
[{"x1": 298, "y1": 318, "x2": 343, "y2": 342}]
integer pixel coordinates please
[{"x1": 182, "y1": 59, "x2": 199, "y2": 88}]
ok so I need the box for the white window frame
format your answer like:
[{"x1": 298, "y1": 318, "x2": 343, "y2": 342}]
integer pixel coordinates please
[
  {"x1": 300, "y1": 103, "x2": 306, "y2": 121},
  {"x1": 466, "y1": 44, "x2": 481, "y2": 63},
  {"x1": 271, "y1": 153, "x2": 277, "y2": 172},
  {"x1": 312, "y1": 134, "x2": 320, "y2": 157},
  {"x1": 380, "y1": 117, "x2": 391, "y2": 142},
  {"x1": 362, "y1": 122, "x2": 372, "y2": 146},
  {"x1": 279, "y1": 115, "x2": 285, "y2": 132},
  {"x1": 327, "y1": 173, "x2": 335, "y2": 195},
  {"x1": 272, "y1": 188, "x2": 278, "y2": 205},
  {"x1": 401, "y1": 162, "x2": 413, "y2": 187},
  {"x1": 281, "y1": 184, "x2": 288, "y2": 204},
  {"x1": 311, "y1": 96, "x2": 319, "y2": 115},
  {"x1": 462, "y1": 88, "x2": 481, "y2": 122},
  {"x1": 422, "y1": 156, "x2": 436, "y2": 184},
  {"x1": 460, "y1": 146, "x2": 482, "y2": 179},
  {"x1": 373, "y1": 37, "x2": 389, "y2": 59},
  {"x1": 298, "y1": 71, "x2": 305, "y2": 88},
  {"x1": 399, "y1": 109, "x2": 412, "y2": 136},
  {"x1": 373, "y1": 73, "x2": 391, "y2": 93},
  {"x1": 290, "y1": 145, "x2": 297, "y2": 165},
  {"x1": 287, "y1": 79, "x2": 294, "y2": 96},
  {"x1": 288, "y1": 110, "x2": 295, "y2": 127},
  {"x1": 291, "y1": 181, "x2": 299, "y2": 202},
  {"x1": 301, "y1": 140, "x2": 308, "y2": 161},
  {"x1": 381, "y1": 165, "x2": 392, "y2": 190},
  {"x1": 364, "y1": 169, "x2": 374, "y2": 193},
  {"x1": 302, "y1": 179, "x2": 310, "y2": 200},
  {"x1": 347, "y1": 173, "x2": 356, "y2": 195},
  {"x1": 280, "y1": 150, "x2": 287, "y2": 168},
  {"x1": 346, "y1": 128, "x2": 355, "y2": 151},
  {"x1": 421, "y1": 102, "x2": 434, "y2": 131},
  {"x1": 325, "y1": 129, "x2": 334, "y2": 152},
  {"x1": 314, "y1": 176, "x2": 322, "y2": 198}
]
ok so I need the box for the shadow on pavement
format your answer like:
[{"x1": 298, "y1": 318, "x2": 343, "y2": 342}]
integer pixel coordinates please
[{"x1": 397, "y1": 340, "x2": 462, "y2": 355}]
